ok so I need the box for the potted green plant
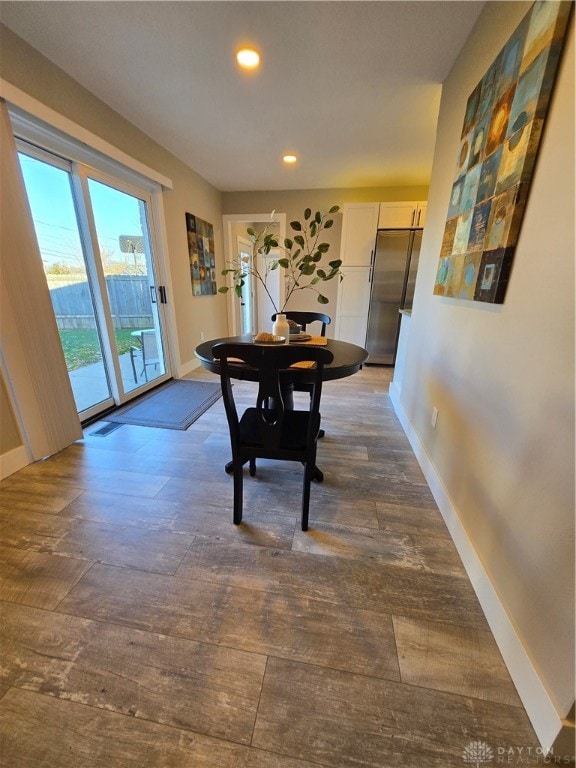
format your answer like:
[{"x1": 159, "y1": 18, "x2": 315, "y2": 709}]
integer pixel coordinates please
[{"x1": 219, "y1": 206, "x2": 343, "y2": 314}]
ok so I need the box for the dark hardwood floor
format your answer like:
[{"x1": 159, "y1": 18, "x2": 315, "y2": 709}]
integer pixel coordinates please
[{"x1": 0, "y1": 365, "x2": 541, "y2": 767}]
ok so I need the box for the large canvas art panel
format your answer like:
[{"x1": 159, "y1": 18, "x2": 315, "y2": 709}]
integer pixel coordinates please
[
  {"x1": 186, "y1": 213, "x2": 217, "y2": 296},
  {"x1": 434, "y1": 1, "x2": 572, "y2": 304}
]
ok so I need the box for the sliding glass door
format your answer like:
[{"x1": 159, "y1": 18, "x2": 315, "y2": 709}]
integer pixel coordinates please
[
  {"x1": 18, "y1": 143, "x2": 170, "y2": 421},
  {"x1": 86, "y1": 176, "x2": 166, "y2": 396}
]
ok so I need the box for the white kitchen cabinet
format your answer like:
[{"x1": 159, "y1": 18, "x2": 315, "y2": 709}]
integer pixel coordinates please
[
  {"x1": 378, "y1": 201, "x2": 427, "y2": 229},
  {"x1": 335, "y1": 266, "x2": 372, "y2": 346},
  {"x1": 339, "y1": 203, "x2": 380, "y2": 266},
  {"x1": 335, "y1": 203, "x2": 379, "y2": 344}
]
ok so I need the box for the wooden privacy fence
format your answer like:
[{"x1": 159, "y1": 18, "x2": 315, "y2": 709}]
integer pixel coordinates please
[{"x1": 47, "y1": 275, "x2": 154, "y2": 329}]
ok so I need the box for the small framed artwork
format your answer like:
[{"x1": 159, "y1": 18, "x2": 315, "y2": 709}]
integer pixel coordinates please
[
  {"x1": 186, "y1": 212, "x2": 217, "y2": 296},
  {"x1": 434, "y1": 1, "x2": 572, "y2": 304}
]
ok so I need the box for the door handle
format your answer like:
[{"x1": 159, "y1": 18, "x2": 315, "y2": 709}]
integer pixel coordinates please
[
  {"x1": 150, "y1": 285, "x2": 157, "y2": 304},
  {"x1": 158, "y1": 285, "x2": 167, "y2": 304}
]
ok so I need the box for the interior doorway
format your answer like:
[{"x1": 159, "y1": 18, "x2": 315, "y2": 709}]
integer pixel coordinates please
[{"x1": 222, "y1": 213, "x2": 287, "y2": 336}]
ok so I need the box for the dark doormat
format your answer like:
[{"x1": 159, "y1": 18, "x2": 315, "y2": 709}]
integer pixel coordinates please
[{"x1": 107, "y1": 379, "x2": 222, "y2": 430}]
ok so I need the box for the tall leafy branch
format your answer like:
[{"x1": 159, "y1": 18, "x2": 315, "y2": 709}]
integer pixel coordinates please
[{"x1": 219, "y1": 206, "x2": 343, "y2": 314}]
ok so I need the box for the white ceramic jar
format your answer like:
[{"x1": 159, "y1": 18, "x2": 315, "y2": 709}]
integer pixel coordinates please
[{"x1": 272, "y1": 313, "x2": 290, "y2": 343}]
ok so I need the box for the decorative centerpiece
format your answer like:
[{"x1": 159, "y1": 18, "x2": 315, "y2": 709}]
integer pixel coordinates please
[{"x1": 219, "y1": 206, "x2": 343, "y2": 315}]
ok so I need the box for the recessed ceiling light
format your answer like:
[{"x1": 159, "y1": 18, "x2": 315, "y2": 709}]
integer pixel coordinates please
[
  {"x1": 236, "y1": 48, "x2": 260, "y2": 69},
  {"x1": 283, "y1": 154, "x2": 297, "y2": 165}
]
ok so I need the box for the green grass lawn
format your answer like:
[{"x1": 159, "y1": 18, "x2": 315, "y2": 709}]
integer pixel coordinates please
[{"x1": 59, "y1": 328, "x2": 137, "y2": 370}]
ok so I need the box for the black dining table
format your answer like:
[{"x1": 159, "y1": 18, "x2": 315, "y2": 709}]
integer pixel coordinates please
[
  {"x1": 195, "y1": 334, "x2": 368, "y2": 403},
  {"x1": 195, "y1": 334, "x2": 369, "y2": 480}
]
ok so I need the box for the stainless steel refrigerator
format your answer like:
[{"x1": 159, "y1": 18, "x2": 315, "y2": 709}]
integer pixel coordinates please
[{"x1": 365, "y1": 228, "x2": 422, "y2": 365}]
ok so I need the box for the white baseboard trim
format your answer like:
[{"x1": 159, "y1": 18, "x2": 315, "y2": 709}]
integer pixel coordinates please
[
  {"x1": 177, "y1": 357, "x2": 201, "y2": 378},
  {"x1": 0, "y1": 444, "x2": 29, "y2": 480},
  {"x1": 389, "y1": 383, "x2": 571, "y2": 758}
]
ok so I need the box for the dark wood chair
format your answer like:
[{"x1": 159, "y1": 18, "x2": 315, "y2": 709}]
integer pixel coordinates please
[
  {"x1": 271, "y1": 311, "x2": 331, "y2": 337},
  {"x1": 271, "y1": 312, "x2": 332, "y2": 436},
  {"x1": 212, "y1": 341, "x2": 333, "y2": 531}
]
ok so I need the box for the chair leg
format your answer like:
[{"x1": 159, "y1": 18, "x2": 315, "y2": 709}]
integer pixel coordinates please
[
  {"x1": 309, "y1": 392, "x2": 325, "y2": 439},
  {"x1": 233, "y1": 461, "x2": 243, "y2": 525},
  {"x1": 129, "y1": 349, "x2": 138, "y2": 384},
  {"x1": 301, "y1": 460, "x2": 315, "y2": 531},
  {"x1": 301, "y1": 461, "x2": 323, "y2": 482}
]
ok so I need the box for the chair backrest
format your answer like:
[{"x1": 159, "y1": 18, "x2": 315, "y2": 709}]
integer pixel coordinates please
[
  {"x1": 212, "y1": 342, "x2": 333, "y2": 451},
  {"x1": 141, "y1": 330, "x2": 160, "y2": 364},
  {"x1": 271, "y1": 311, "x2": 331, "y2": 337}
]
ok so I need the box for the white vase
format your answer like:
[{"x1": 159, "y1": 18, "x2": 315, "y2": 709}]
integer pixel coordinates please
[{"x1": 272, "y1": 313, "x2": 289, "y2": 343}]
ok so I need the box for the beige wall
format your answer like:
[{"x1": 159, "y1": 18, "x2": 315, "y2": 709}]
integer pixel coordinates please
[
  {"x1": 223, "y1": 187, "x2": 428, "y2": 321},
  {"x1": 398, "y1": 1, "x2": 574, "y2": 721},
  {"x1": 0, "y1": 24, "x2": 228, "y2": 374}
]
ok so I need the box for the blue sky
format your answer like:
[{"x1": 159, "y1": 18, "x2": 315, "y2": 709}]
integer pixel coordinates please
[{"x1": 19, "y1": 152, "x2": 144, "y2": 270}]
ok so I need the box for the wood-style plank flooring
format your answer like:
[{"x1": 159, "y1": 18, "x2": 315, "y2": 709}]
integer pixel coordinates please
[{"x1": 0, "y1": 365, "x2": 541, "y2": 767}]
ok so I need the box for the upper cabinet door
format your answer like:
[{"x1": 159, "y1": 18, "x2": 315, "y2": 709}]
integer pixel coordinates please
[
  {"x1": 378, "y1": 201, "x2": 427, "y2": 229},
  {"x1": 415, "y1": 202, "x2": 427, "y2": 228},
  {"x1": 340, "y1": 203, "x2": 380, "y2": 266}
]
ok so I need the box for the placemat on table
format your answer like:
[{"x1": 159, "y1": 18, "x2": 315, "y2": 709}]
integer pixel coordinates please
[
  {"x1": 293, "y1": 335, "x2": 328, "y2": 346},
  {"x1": 226, "y1": 356, "x2": 316, "y2": 369}
]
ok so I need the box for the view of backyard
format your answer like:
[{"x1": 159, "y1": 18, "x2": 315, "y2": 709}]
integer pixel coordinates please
[
  {"x1": 18, "y1": 150, "x2": 164, "y2": 413},
  {"x1": 49, "y1": 273, "x2": 154, "y2": 371},
  {"x1": 59, "y1": 328, "x2": 136, "y2": 370}
]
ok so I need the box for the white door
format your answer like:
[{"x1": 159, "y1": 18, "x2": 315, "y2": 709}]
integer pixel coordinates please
[
  {"x1": 223, "y1": 214, "x2": 287, "y2": 337},
  {"x1": 236, "y1": 236, "x2": 255, "y2": 335}
]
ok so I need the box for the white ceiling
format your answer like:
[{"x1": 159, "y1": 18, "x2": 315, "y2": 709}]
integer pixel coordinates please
[{"x1": 0, "y1": 1, "x2": 485, "y2": 192}]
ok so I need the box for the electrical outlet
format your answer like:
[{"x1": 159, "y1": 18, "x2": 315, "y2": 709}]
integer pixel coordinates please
[{"x1": 431, "y1": 407, "x2": 439, "y2": 429}]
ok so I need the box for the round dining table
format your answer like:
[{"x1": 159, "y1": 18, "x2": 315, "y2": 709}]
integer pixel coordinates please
[
  {"x1": 195, "y1": 335, "x2": 368, "y2": 481},
  {"x1": 195, "y1": 334, "x2": 368, "y2": 391}
]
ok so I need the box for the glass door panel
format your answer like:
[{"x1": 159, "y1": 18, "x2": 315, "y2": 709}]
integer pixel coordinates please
[
  {"x1": 18, "y1": 152, "x2": 114, "y2": 416},
  {"x1": 87, "y1": 178, "x2": 166, "y2": 394}
]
